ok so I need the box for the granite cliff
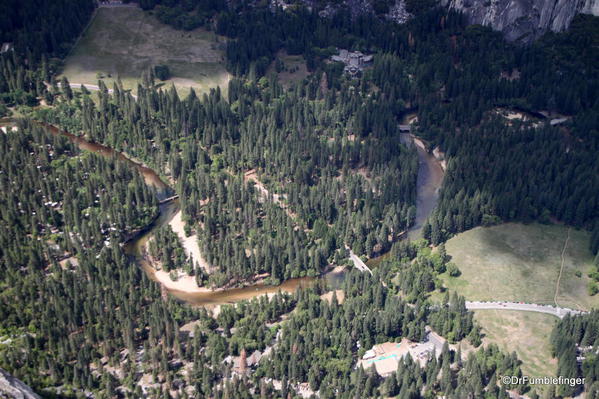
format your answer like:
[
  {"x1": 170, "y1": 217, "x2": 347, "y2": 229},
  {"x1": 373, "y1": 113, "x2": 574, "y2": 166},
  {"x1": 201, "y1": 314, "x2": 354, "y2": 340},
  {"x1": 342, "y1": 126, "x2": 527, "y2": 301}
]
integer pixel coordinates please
[
  {"x1": 0, "y1": 368, "x2": 40, "y2": 399},
  {"x1": 308, "y1": 0, "x2": 598, "y2": 42},
  {"x1": 442, "y1": 0, "x2": 599, "y2": 42}
]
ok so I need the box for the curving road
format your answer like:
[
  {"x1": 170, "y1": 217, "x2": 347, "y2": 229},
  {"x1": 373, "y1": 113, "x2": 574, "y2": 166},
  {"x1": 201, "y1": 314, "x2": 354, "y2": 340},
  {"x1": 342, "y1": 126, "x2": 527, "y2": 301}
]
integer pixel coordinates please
[{"x1": 465, "y1": 301, "x2": 587, "y2": 319}]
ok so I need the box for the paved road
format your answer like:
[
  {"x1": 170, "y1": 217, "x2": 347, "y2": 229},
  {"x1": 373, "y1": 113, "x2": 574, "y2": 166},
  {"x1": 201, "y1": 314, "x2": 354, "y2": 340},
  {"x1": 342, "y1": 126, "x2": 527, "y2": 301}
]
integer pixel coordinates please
[
  {"x1": 466, "y1": 301, "x2": 587, "y2": 319},
  {"x1": 69, "y1": 83, "x2": 103, "y2": 92},
  {"x1": 347, "y1": 247, "x2": 373, "y2": 275}
]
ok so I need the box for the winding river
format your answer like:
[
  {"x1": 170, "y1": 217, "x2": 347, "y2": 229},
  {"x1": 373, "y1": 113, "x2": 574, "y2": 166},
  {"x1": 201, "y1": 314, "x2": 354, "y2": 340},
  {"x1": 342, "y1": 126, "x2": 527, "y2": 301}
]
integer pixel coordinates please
[
  {"x1": 33, "y1": 121, "x2": 343, "y2": 307},
  {"x1": 26, "y1": 117, "x2": 443, "y2": 307},
  {"x1": 402, "y1": 133, "x2": 445, "y2": 240},
  {"x1": 399, "y1": 112, "x2": 445, "y2": 240}
]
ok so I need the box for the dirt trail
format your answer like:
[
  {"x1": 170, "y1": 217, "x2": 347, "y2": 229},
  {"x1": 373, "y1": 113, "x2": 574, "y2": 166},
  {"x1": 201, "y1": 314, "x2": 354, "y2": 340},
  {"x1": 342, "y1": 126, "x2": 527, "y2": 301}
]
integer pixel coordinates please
[
  {"x1": 554, "y1": 228, "x2": 571, "y2": 307},
  {"x1": 244, "y1": 170, "x2": 297, "y2": 219}
]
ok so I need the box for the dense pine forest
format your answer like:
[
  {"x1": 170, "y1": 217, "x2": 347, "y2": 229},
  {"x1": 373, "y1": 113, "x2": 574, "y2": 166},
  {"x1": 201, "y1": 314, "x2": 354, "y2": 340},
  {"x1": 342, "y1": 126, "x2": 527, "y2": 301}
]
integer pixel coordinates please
[
  {"x1": 30, "y1": 0, "x2": 599, "y2": 255},
  {"x1": 0, "y1": 0, "x2": 95, "y2": 58},
  {"x1": 0, "y1": 0, "x2": 95, "y2": 113},
  {"x1": 0, "y1": 0, "x2": 598, "y2": 397},
  {"x1": 211, "y1": 4, "x2": 599, "y2": 252},
  {"x1": 551, "y1": 311, "x2": 599, "y2": 397},
  {"x1": 0, "y1": 122, "x2": 201, "y2": 396},
  {"x1": 0, "y1": 121, "x2": 522, "y2": 397},
  {"x1": 35, "y1": 72, "x2": 418, "y2": 284},
  {"x1": 3, "y1": 1, "x2": 598, "y2": 256}
]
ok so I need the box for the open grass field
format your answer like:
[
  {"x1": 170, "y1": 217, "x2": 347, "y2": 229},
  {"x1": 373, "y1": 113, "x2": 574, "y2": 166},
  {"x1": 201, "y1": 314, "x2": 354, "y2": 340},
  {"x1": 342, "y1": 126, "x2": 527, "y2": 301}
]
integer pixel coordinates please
[
  {"x1": 267, "y1": 51, "x2": 309, "y2": 88},
  {"x1": 441, "y1": 223, "x2": 598, "y2": 311},
  {"x1": 474, "y1": 310, "x2": 557, "y2": 380},
  {"x1": 61, "y1": 5, "x2": 230, "y2": 98}
]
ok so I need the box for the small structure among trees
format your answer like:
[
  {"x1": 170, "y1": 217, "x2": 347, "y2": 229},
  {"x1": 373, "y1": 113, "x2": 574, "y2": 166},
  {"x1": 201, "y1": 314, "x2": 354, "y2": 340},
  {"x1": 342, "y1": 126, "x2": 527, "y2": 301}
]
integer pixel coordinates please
[
  {"x1": 225, "y1": 348, "x2": 266, "y2": 375},
  {"x1": 331, "y1": 49, "x2": 373, "y2": 77}
]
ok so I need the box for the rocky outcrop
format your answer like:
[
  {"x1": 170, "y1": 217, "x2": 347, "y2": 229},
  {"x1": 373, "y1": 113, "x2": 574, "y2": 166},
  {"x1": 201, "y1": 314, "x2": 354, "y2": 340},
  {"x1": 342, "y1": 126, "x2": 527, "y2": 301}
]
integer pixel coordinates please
[
  {"x1": 0, "y1": 368, "x2": 40, "y2": 399},
  {"x1": 443, "y1": 0, "x2": 599, "y2": 42},
  {"x1": 386, "y1": 0, "x2": 412, "y2": 24}
]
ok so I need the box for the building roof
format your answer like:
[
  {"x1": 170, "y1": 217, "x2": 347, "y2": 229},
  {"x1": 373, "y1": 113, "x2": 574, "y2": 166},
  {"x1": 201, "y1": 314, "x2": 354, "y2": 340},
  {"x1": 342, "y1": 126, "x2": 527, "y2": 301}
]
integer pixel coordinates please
[
  {"x1": 358, "y1": 340, "x2": 410, "y2": 376},
  {"x1": 357, "y1": 329, "x2": 447, "y2": 376},
  {"x1": 332, "y1": 49, "x2": 374, "y2": 77},
  {"x1": 363, "y1": 349, "x2": 376, "y2": 359},
  {"x1": 426, "y1": 329, "x2": 446, "y2": 351},
  {"x1": 225, "y1": 349, "x2": 264, "y2": 373}
]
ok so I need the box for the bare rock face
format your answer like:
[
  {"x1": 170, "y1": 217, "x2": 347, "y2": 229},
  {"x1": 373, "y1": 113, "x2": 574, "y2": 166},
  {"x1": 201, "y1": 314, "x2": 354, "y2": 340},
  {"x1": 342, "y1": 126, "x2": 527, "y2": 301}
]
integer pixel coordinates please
[
  {"x1": 443, "y1": 0, "x2": 599, "y2": 42},
  {"x1": 386, "y1": 0, "x2": 412, "y2": 24},
  {"x1": 0, "y1": 368, "x2": 40, "y2": 399}
]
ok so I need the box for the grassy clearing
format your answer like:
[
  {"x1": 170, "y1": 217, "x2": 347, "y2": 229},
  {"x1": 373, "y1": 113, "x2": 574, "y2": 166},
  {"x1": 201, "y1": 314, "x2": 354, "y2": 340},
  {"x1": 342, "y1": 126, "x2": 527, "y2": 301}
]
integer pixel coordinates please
[
  {"x1": 61, "y1": 6, "x2": 230, "y2": 98},
  {"x1": 267, "y1": 51, "x2": 310, "y2": 88},
  {"x1": 441, "y1": 223, "x2": 597, "y2": 310},
  {"x1": 474, "y1": 310, "x2": 557, "y2": 380}
]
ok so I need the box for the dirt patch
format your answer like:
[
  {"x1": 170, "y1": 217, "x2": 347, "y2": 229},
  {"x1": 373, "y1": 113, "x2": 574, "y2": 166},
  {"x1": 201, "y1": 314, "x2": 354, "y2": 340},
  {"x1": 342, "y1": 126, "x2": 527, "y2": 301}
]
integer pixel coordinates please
[
  {"x1": 244, "y1": 170, "x2": 297, "y2": 219},
  {"x1": 320, "y1": 289, "x2": 345, "y2": 304},
  {"x1": 59, "y1": 256, "x2": 79, "y2": 269}
]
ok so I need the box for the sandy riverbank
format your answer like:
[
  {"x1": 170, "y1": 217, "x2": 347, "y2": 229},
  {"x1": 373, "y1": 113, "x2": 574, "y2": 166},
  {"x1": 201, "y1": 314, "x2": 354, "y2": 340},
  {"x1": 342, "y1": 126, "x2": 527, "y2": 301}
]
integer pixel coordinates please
[
  {"x1": 142, "y1": 259, "x2": 213, "y2": 294},
  {"x1": 144, "y1": 257, "x2": 274, "y2": 296},
  {"x1": 168, "y1": 210, "x2": 213, "y2": 274}
]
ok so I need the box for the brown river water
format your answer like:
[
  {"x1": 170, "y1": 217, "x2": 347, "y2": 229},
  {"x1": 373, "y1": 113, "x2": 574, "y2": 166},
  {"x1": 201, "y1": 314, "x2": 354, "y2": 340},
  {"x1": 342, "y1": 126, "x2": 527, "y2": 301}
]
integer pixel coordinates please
[
  {"x1": 34, "y1": 121, "x2": 343, "y2": 307},
  {"x1": 26, "y1": 118, "x2": 442, "y2": 307},
  {"x1": 399, "y1": 112, "x2": 445, "y2": 240},
  {"x1": 402, "y1": 133, "x2": 445, "y2": 240}
]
